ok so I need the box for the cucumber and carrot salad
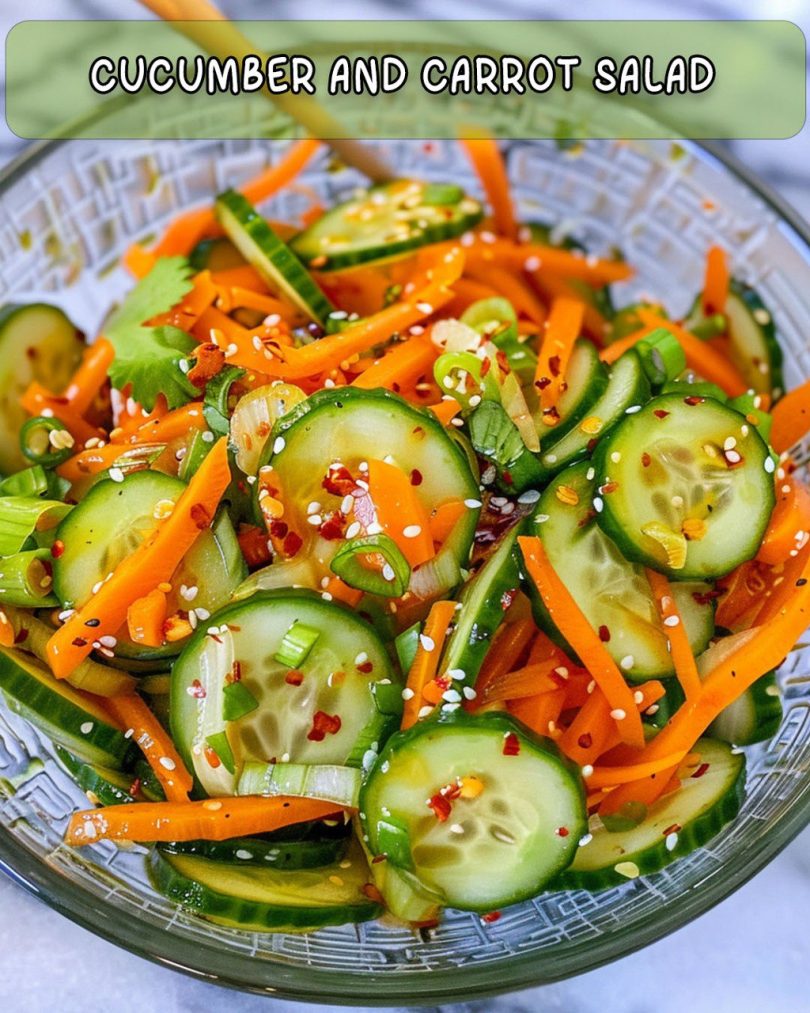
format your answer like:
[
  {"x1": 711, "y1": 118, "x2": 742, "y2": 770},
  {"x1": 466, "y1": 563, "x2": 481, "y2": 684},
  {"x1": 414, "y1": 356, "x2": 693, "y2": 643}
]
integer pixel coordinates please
[{"x1": 0, "y1": 137, "x2": 807, "y2": 931}]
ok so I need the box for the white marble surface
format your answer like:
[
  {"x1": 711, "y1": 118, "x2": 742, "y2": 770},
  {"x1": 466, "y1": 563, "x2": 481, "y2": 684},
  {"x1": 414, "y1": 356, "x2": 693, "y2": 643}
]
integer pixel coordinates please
[{"x1": 1, "y1": 1, "x2": 809, "y2": 1010}]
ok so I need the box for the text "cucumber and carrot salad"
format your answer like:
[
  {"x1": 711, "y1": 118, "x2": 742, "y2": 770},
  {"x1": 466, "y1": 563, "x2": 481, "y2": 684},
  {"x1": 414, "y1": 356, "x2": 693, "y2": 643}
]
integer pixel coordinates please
[{"x1": 0, "y1": 137, "x2": 808, "y2": 931}]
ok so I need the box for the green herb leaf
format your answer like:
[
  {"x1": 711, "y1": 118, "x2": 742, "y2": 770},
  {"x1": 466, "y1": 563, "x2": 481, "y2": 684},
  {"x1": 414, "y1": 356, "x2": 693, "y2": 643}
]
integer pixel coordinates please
[{"x1": 106, "y1": 257, "x2": 198, "y2": 410}]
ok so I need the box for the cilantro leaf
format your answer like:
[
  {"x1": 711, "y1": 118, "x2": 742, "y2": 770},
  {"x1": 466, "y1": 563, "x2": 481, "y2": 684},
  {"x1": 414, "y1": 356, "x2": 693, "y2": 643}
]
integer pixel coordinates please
[{"x1": 106, "y1": 257, "x2": 198, "y2": 410}]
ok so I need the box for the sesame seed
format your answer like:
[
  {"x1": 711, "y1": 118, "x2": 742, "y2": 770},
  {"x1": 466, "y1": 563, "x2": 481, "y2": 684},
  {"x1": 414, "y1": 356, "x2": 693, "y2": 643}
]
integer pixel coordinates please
[
  {"x1": 464, "y1": 499, "x2": 483, "y2": 508},
  {"x1": 665, "y1": 832, "x2": 679, "y2": 851},
  {"x1": 420, "y1": 634, "x2": 435, "y2": 652},
  {"x1": 614, "y1": 861, "x2": 640, "y2": 879},
  {"x1": 273, "y1": 436, "x2": 286, "y2": 454},
  {"x1": 765, "y1": 457, "x2": 776, "y2": 473},
  {"x1": 663, "y1": 615, "x2": 680, "y2": 627},
  {"x1": 345, "y1": 522, "x2": 362, "y2": 539},
  {"x1": 401, "y1": 687, "x2": 415, "y2": 700},
  {"x1": 581, "y1": 764, "x2": 594, "y2": 778},
  {"x1": 620, "y1": 655, "x2": 635, "y2": 670},
  {"x1": 403, "y1": 525, "x2": 422, "y2": 538},
  {"x1": 610, "y1": 708, "x2": 627, "y2": 720},
  {"x1": 462, "y1": 685, "x2": 477, "y2": 700},
  {"x1": 307, "y1": 514, "x2": 323, "y2": 526},
  {"x1": 355, "y1": 652, "x2": 368, "y2": 666},
  {"x1": 579, "y1": 833, "x2": 593, "y2": 847},
  {"x1": 80, "y1": 722, "x2": 93, "y2": 734},
  {"x1": 108, "y1": 467, "x2": 125, "y2": 483},
  {"x1": 418, "y1": 705, "x2": 433, "y2": 719},
  {"x1": 159, "y1": 756, "x2": 176, "y2": 771}
]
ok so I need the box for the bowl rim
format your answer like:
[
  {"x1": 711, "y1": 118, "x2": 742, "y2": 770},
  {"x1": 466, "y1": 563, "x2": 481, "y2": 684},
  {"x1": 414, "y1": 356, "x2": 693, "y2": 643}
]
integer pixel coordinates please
[{"x1": 0, "y1": 136, "x2": 809, "y2": 1005}]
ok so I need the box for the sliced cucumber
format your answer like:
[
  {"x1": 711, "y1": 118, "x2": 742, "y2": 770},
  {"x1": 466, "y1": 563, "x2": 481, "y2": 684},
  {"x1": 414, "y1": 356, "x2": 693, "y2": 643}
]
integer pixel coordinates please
[
  {"x1": 0, "y1": 648, "x2": 134, "y2": 768},
  {"x1": 533, "y1": 339, "x2": 608, "y2": 445},
  {"x1": 171, "y1": 590, "x2": 399, "y2": 797},
  {"x1": 150, "y1": 838, "x2": 380, "y2": 932},
  {"x1": 258, "y1": 387, "x2": 479, "y2": 600},
  {"x1": 0, "y1": 303, "x2": 85, "y2": 475},
  {"x1": 468, "y1": 400, "x2": 545, "y2": 493},
  {"x1": 56, "y1": 747, "x2": 138, "y2": 806},
  {"x1": 290, "y1": 180, "x2": 483, "y2": 271},
  {"x1": 440, "y1": 526, "x2": 521, "y2": 689},
  {"x1": 526, "y1": 462, "x2": 714, "y2": 680},
  {"x1": 158, "y1": 825, "x2": 350, "y2": 871},
  {"x1": 699, "y1": 634, "x2": 783, "y2": 745},
  {"x1": 238, "y1": 762, "x2": 362, "y2": 808},
  {"x1": 215, "y1": 190, "x2": 335, "y2": 325},
  {"x1": 52, "y1": 470, "x2": 246, "y2": 659},
  {"x1": 593, "y1": 394, "x2": 775, "y2": 580},
  {"x1": 556, "y1": 738, "x2": 745, "y2": 890},
  {"x1": 685, "y1": 280, "x2": 783, "y2": 397},
  {"x1": 361, "y1": 711, "x2": 585, "y2": 911},
  {"x1": 188, "y1": 237, "x2": 245, "y2": 273},
  {"x1": 539, "y1": 350, "x2": 651, "y2": 477}
]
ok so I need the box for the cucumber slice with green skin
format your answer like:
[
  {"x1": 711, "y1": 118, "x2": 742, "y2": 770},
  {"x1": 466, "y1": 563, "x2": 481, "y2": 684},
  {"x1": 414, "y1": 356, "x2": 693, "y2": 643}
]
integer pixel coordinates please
[
  {"x1": 593, "y1": 394, "x2": 775, "y2": 580},
  {"x1": 354, "y1": 815, "x2": 440, "y2": 924},
  {"x1": 0, "y1": 304, "x2": 85, "y2": 475},
  {"x1": 360, "y1": 711, "x2": 586, "y2": 912},
  {"x1": 526, "y1": 462, "x2": 714, "y2": 680},
  {"x1": 0, "y1": 648, "x2": 134, "y2": 769},
  {"x1": 56, "y1": 747, "x2": 138, "y2": 806},
  {"x1": 258, "y1": 387, "x2": 479, "y2": 601},
  {"x1": 685, "y1": 280, "x2": 783, "y2": 397},
  {"x1": 188, "y1": 237, "x2": 245, "y2": 273},
  {"x1": 468, "y1": 400, "x2": 546, "y2": 494},
  {"x1": 149, "y1": 838, "x2": 380, "y2": 932},
  {"x1": 159, "y1": 825, "x2": 350, "y2": 871},
  {"x1": 215, "y1": 189, "x2": 335, "y2": 325},
  {"x1": 556, "y1": 738, "x2": 745, "y2": 890},
  {"x1": 698, "y1": 633, "x2": 783, "y2": 745},
  {"x1": 533, "y1": 340, "x2": 608, "y2": 445},
  {"x1": 440, "y1": 526, "x2": 521, "y2": 690},
  {"x1": 290, "y1": 180, "x2": 483, "y2": 271},
  {"x1": 539, "y1": 350, "x2": 651, "y2": 478},
  {"x1": 52, "y1": 470, "x2": 246, "y2": 660},
  {"x1": 238, "y1": 761, "x2": 362, "y2": 808},
  {"x1": 171, "y1": 590, "x2": 400, "y2": 797}
]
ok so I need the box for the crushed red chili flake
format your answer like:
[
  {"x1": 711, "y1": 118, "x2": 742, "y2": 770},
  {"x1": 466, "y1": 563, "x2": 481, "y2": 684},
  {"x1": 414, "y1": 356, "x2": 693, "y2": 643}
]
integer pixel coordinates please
[
  {"x1": 283, "y1": 531, "x2": 303, "y2": 557},
  {"x1": 128, "y1": 777, "x2": 141, "y2": 797},
  {"x1": 188, "y1": 679, "x2": 206, "y2": 699},
  {"x1": 641, "y1": 452, "x2": 652, "y2": 468},
  {"x1": 204, "y1": 745, "x2": 221, "y2": 768},
  {"x1": 556, "y1": 826, "x2": 570, "y2": 837},
  {"x1": 322, "y1": 465, "x2": 355, "y2": 496},
  {"x1": 502, "y1": 732, "x2": 521, "y2": 756},
  {"x1": 50, "y1": 539, "x2": 65, "y2": 559},
  {"x1": 502, "y1": 470, "x2": 514, "y2": 486},
  {"x1": 285, "y1": 669, "x2": 304, "y2": 686},
  {"x1": 480, "y1": 357, "x2": 491, "y2": 378},
  {"x1": 238, "y1": 524, "x2": 272, "y2": 568},
  {"x1": 356, "y1": 660, "x2": 374, "y2": 674},
  {"x1": 586, "y1": 438, "x2": 598, "y2": 453},
  {"x1": 481, "y1": 911, "x2": 501, "y2": 923},
  {"x1": 412, "y1": 425, "x2": 426, "y2": 439},
  {"x1": 13, "y1": 629, "x2": 28, "y2": 645},
  {"x1": 427, "y1": 792, "x2": 453, "y2": 821},
  {"x1": 684, "y1": 395, "x2": 705, "y2": 406},
  {"x1": 371, "y1": 853, "x2": 387, "y2": 864},
  {"x1": 662, "y1": 823, "x2": 682, "y2": 836},
  {"x1": 599, "y1": 481, "x2": 619, "y2": 495},
  {"x1": 653, "y1": 409, "x2": 670, "y2": 419},
  {"x1": 410, "y1": 469, "x2": 423, "y2": 486},
  {"x1": 71, "y1": 637, "x2": 88, "y2": 648},
  {"x1": 577, "y1": 509, "x2": 596, "y2": 528},
  {"x1": 690, "y1": 763, "x2": 710, "y2": 779},
  {"x1": 226, "y1": 660, "x2": 242, "y2": 685},
  {"x1": 307, "y1": 710, "x2": 342, "y2": 741},
  {"x1": 692, "y1": 588, "x2": 723, "y2": 606},
  {"x1": 269, "y1": 520, "x2": 289, "y2": 540},
  {"x1": 577, "y1": 733, "x2": 593, "y2": 750},
  {"x1": 598, "y1": 625, "x2": 611, "y2": 642},
  {"x1": 548, "y1": 354, "x2": 561, "y2": 377},
  {"x1": 500, "y1": 587, "x2": 518, "y2": 611},
  {"x1": 361, "y1": 883, "x2": 385, "y2": 905},
  {"x1": 319, "y1": 512, "x2": 346, "y2": 540},
  {"x1": 187, "y1": 343, "x2": 226, "y2": 388},
  {"x1": 190, "y1": 503, "x2": 212, "y2": 529},
  {"x1": 542, "y1": 406, "x2": 561, "y2": 425},
  {"x1": 534, "y1": 375, "x2": 551, "y2": 390}
]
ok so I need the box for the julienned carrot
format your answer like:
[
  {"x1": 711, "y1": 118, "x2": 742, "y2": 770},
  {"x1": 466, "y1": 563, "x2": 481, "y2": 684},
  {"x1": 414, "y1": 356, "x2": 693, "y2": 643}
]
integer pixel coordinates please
[
  {"x1": 351, "y1": 335, "x2": 436, "y2": 392},
  {"x1": 210, "y1": 265, "x2": 270, "y2": 294},
  {"x1": 106, "y1": 693, "x2": 192, "y2": 803},
  {"x1": 20, "y1": 384, "x2": 104, "y2": 445},
  {"x1": 63, "y1": 339, "x2": 115, "y2": 415},
  {"x1": 770, "y1": 378, "x2": 810, "y2": 452},
  {"x1": 534, "y1": 297, "x2": 585, "y2": 417},
  {"x1": 367, "y1": 459, "x2": 435, "y2": 567},
  {"x1": 214, "y1": 285, "x2": 294, "y2": 321},
  {"x1": 599, "y1": 326, "x2": 657, "y2": 364},
  {"x1": 126, "y1": 589, "x2": 168, "y2": 648},
  {"x1": 460, "y1": 137, "x2": 518, "y2": 240},
  {"x1": 427, "y1": 500, "x2": 466, "y2": 547},
  {"x1": 46, "y1": 439, "x2": 231, "y2": 679},
  {"x1": 715, "y1": 560, "x2": 765, "y2": 631},
  {"x1": 324, "y1": 576, "x2": 364, "y2": 608},
  {"x1": 757, "y1": 478, "x2": 810, "y2": 565},
  {"x1": 57, "y1": 442, "x2": 167, "y2": 484},
  {"x1": 635, "y1": 308, "x2": 748, "y2": 396},
  {"x1": 474, "y1": 617, "x2": 537, "y2": 698},
  {"x1": 508, "y1": 688, "x2": 566, "y2": 738},
  {"x1": 755, "y1": 539, "x2": 810, "y2": 626},
  {"x1": 464, "y1": 264, "x2": 546, "y2": 325},
  {"x1": 65, "y1": 796, "x2": 342, "y2": 847},
  {"x1": 401, "y1": 600, "x2": 458, "y2": 729},
  {"x1": 499, "y1": 238, "x2": 633, "y2": 286},
  {"x1": 586, "y1": 752, "x2": 689, "y2": 790},
  {"x1": 478, "y1": 658, "x2": 567, "y2": 705},
  {"x1": 115, "y1": 402, "x2": 207, "y2": 445},
  {"x1": 526, "y1": 269, "x2": 608, "y2": 344},
  {"x1": 702, "y1": 245, "x2": 730, "y2": 315},
  {"x1": 645, "y1": 569, "x2": 702, "y2": 700},
  {"x1": 240, "y1": 139, "x2": 322, "y2": 207},
  {"x1": 427, "y1": 398, "x2": 462, "y2": 426},
  {"x1": 518, "y1": 536, "x2": 644, "y2": 748}
]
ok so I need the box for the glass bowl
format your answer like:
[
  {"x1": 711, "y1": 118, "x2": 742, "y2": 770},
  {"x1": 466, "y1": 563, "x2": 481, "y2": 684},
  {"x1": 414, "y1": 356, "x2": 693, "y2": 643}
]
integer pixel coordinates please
[{"x1": 0, "y1": 134, "x2": 808, "y2": 1005}]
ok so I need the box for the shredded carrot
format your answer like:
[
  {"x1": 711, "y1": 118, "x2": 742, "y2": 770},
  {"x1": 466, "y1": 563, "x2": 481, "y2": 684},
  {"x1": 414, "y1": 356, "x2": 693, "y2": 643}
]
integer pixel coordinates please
[
  {"x1": 757, "y1": 478, "x2": 810, "y2": 565},
  {"x1": 367, "y1": 459, "x2": 435, "y2": 567},
  {"x1": 65, "y1": 795, "x2": 342, "y2": 847},
  {"x1": 587, "y1": 752, "x2": 690, "y2": 790},
  {"x1": 115, "y1": 402, "x2": 207, "y2": 445},
  {"x1": 645, "y1": 569, "x2": 702, "y2": 700},
  {"x1": 400, "y1": 600, "x2": 458, "y2": 729},
  {"x1": 715, "y1": 560, "x2": 767, "y2": 631},
  {"x1": 127, "y1": 589, "x2": 168, "y2": 648},
  {"x1": 427, "y1": 500, "x2": 466, "y2": 546},
  {"x1": 534, "y1": 296, "x2": 585, "y2": 419},
  {"x1": 214, "y1": 285, "x2": 294, "y2": 321},
  {"x1": 755, "y1": 539, "x2": 810, "y2": 626},
  {"x1": 62, "y1": 339, "x2": 115, "y2": 415},
  {"x1": 518, "y1": 536, "x2": 644, "y2": 747},
  {"x1": 20, "y1": 383, "x2": 105, "y2": 445},
  {"x1": 57, "y1": 442, "x2": 167, "y2": 484},
  {"x1": 464, "y1": 263, "x2": 546, "y2": 325},
  {"x1": 106, "y1": 694, "x2": 192, "y2": 803},
  {"x1": 46, "y1": 439, "x2": 231, "y2": 678},
  {"x1": 121, "y1": 243, "x2": 158, "y2": 280},
  {"x1": 479, "y1": 657, "x2": 567, "y2": 706},
  {"x1": 351, "y1": 335, "x2": 436, "y2": 392},
  {"x1": 460, "y1": 137, "x2": 517, "y2": 240},
  {"x1": 528, "y1": 269, "x2": 608, "y2": 343},
  {"x1": 558, "y1": 689, "x2": 616, "y2": 765},
  {"x1": 770, "y1": 378, "x2": 810, "y2": 452},
  {"x1": 475, "y1": 617, "x2": 537, "y2": 698},
  {"x1": 457, "y1": 235, "x2": 634, "y2": 286},
  {"x1": 508, "y1": 688, "x2": 566, "y2": 737},
  {"x1": 241, "y1": 139, "x2": 322, "y2": 207},
  {"x1": 324, "y1": 576, "x2": 364, "y2": 608},
  {"x1": 599, "y1": 327, "x2": 652, "y2": 364},
  {"x1": 702, "y1": 245, "x2": 730, "y2": 315},
  {"x1": 427, "y1": 398, "x2": 462, "y2": 426},
  {"x1": 210, "y1": 265, "x2": 270, "y2": 294}
]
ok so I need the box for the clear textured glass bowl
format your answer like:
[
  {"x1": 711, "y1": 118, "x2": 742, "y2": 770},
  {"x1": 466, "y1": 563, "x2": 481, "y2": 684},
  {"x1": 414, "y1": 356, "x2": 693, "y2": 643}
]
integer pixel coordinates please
[{"x1": 0, "y1": 135, "x2": 809, "y2": 1005}]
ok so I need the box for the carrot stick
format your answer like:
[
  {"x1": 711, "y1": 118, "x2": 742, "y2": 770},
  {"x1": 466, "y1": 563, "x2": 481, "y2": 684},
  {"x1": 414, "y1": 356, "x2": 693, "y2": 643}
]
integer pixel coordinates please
[
  {"x1": 351, "y1": 336, "x2": 436, "y2": 392},
  {"x1": 755, "y1": 539, "x2": 810, "y2": 626},
  {"x1": 215, "y1": 285, "x2": 294, "y2": 321},
  {"x1": 115, "y1": 402, "x2": 207, "y2": 445},
  {"x1": 210, "y1": 265, "x2": 270, "y2": 293},
  {"x1": 464, "y1": 264, "x2": 546, "y2": 325},
  {"x1": 401, "y1": 600, "x2": 458, "y2": 729},
  {"x1": 493, "y1": 238, "x2": 633, "y2": 286},
  {"x1": 367, "y1": 459, "x2": 435, "y2": 567},
  {"x1": 599, "y1": 326, "x2": 653, "y2": 364},
  {"x1": 479, "y1": 658, "x2": 567, "y2": 705},
  {"x1": 65, "y1": 795, "x2": 342, "y2": 847},
  {"x1": 645, "y1": 569, "x2": 702, "y2": 700},
  {"x1": 427, "y1": 398, "x2": 462, "y2": 426},
  {"x1": 122, "y1": 243, "x2": 158, "y2": 280},
  {"x1": 127, "y1": 589, "x2": 168, "y2": 648},
  {"x1": 106, "y1": 694, "x2": 192, "y2": 803},
  {"x1": 587, "y1": 752, "x2": 689, "y2": 790},
  {"x1": 702, "y1": 245, "x2": 730, "y2": 315},
  {"x1": 63, "y1": 339, "x2": 115, "y2": 415},
  {"x1": 241, "y1": 139, "x2": 322, "y2": 207},
  {"x1": 770, "y1": 378, "x2": 810, "y2": 452},
  {"x1": 557, "y1": 688, "x2": 616, "y2": 765},
  {"x1": 427, "y1": 500, "x2": 466, "y2": 546},
  {"x1": 20, "y1": 383, "x2": 105, "y2": 445},
  {"x1": 475, "y1": 617, "x2": 537, "y2": 698},
  {"x1": 534, "y1": 296, "x2": 585, "y2": 419},
  {"x1": 518, "y1": 536, "x2": 644, "y2": 747},
  {"x1": 46, "y1": 438, "x2": 231, "y2": 678},
  {"x1": 757, "y1": 478, "x2": 810, "y2": 565},
  {"x1": 508, "y1": 687, "x2": 566, "y2": 737},
  {"x1": 528, "y1": 269, "x2": 608, "y2": 343},
  {"x1": 460, "y1": 137, "x2": 517, "y2": 240},
  {"x1": 323, "y1": 575, "x2": 364, "y2": 608},
  {"x1": 56, "y1": 442, "x2": 163, "y2": 484},
  {"x1": 715, "y1": 560, "x2": 766, "y2": 631}
]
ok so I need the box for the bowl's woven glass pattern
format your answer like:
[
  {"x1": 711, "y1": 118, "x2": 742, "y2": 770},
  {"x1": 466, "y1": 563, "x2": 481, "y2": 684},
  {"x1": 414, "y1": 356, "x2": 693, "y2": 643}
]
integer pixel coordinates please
[{"x1": 0, "y1": 137, "x2": 808, "y2": 1003}]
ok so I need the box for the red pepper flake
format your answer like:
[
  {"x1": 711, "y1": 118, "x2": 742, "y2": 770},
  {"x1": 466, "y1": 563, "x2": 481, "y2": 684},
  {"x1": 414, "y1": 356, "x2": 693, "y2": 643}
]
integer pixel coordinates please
[
  {"x1": 50, "y1": 539, "x2": 65, "y2": 559},
  {"x1": 356, "y1": 660, "x2": 374, "y2": 674},
  {"x1": 285, "y1": 669, "x2": 304, "y2": 686},
  {"x1": 13, "y1": 629, "x2": 28, "y2": 645},
  {"x1": 641, "y1": 452, "x2": 651, "y2": 468},
  {"x1": 269, "y1": 520, "x2": 289, "y2": 540},
  {"x1": 480, "y1": 357, "x2": 491, "y2": 378},
  {"x1": 226, "y1": 660, "x2": 242, "y2": 685},
  {"x1": 481, "y1": 911, "x2": 501, "y2": 924},
  {"x1": 502, "y1": 732, "x2": 520, "y2": 756},
  {"x1": 577, "y1": 733, "x2": 593, "y2": 750},
  {"x1": 412, "y1": 425, "x2": 426, "y2": 440},
  {"x1": 307, "y1": 710, "x2": 342, "y2": 741},
  {"x1": 577, "y1": 509, "x2": 596, "y2": 528},
  {"x1": 692, "y1": 588, "x2": 723, "y2": 606},
  {"x1": 362, "y1": 883, "x2": 385, "y2": 904},
  {"x1": 319, "y1": 512, "x2": 345, "y2": 541},
  {"x1": 283, "y1": 531, "x2": 303, "y2": 557},
  {"x1": 586, "y1": 438, "x2": 598, "y2": 453},
  {"x1": 653, "y1": 409, "x2": 670, "y2": 420},
  {"x1": 548, "y1": 354, "x2": 561, "y2": 377},
  {"x1": 190, "y1": 503, "x2": 212, "y2": 529},
  {"x1": 556, "y1": 826, "x2": 570, "y2": 837},
  {"x1": 684, "y1": 395, "x2": 705, "y2": 406},
  {"x1": 599, "y1": 481, "x2": 619, "y2": 495},
  {"x1": 662, "y1": 823, "x2": 682, "y2": 836},
  {"x1": 188, "y1": 678, "x2": 206, "y2": 699},
  {"x1": 322, "y1": 465, "x2": 356, "y2": 497},
  {"x1": 71, "y1": 637, "x2": 88, "y2": 648},
  {"x1": 542, "y1": 406, "x2": 561, "y2": 425},
  {"x1": 128, "y1": 776, "x2": 141, "y2": 797},
  {"x1": 691, "y1": 762, "x2": 710, "y2": 779},
  {"x1": 204, "y1": 745, "x2": 221, "y2": 768},
  {"x1": 598, "y1": 625, "x2": 611, "y2": 642},
  {"x1": 427, "y1": 792, "x2": 453, "y2": 821},
  {"x1": 371, "y1": 853, "x2": 387, "y2": 864},
  {"x1": 410, "y1": 469, "x2": 423, "y2": 486},
  {"x1": 502, "y1": 470, "x2": 513, "y2": 486},
  {"x1": 238, "y1": 524, "x2": 272, "y2": 568},
  {"x1": 534, "y1": 375, "x2": 551, "y2": 390}
]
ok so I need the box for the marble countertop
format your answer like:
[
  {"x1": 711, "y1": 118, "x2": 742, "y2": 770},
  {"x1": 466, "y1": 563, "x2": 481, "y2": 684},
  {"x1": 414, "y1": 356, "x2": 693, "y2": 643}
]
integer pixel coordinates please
[{"x1": 1, "y1": 1, "x2": 809, "y2": 1010}]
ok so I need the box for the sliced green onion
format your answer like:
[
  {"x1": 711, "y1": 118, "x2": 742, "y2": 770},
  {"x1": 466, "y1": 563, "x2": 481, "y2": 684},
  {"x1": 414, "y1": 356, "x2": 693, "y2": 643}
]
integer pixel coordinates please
[
  {"x1": 205, "y1": 731, "x2": 235, "y2": 774},
  {"x1": 230, "y1": 382, "x2": 306, "y2": 475},
  {"x1": 422, "y1": 182, "x2": 465, "y2": 206},
  {"x1": 635, "y1": 328, "x2": 686, "y2": 387},
  {"x1": 222, "y1": 681, "x2": 259, "y2": 721},
  {"x1": 0, "y1": 548, "x2": 57, "y2": 606},
  {"x1": 274, "y1": 621, "x2": 321, "y2": 668},
  {"x1": 237, "y1": 761, "x2": 361, "y2": 807},
  {"x1": 19, "y1": 416, "x2": 75, "y2": 467},
  {"x1": 178, "y1": 429, "x2": 213, "y2": 481},
  {"x1": 203, "y1": 365, "x2": 246, "y2": 436},
  {"x1": 0, "y1": 497, "x2": 72, "y2": 557},
  {"x1": 0, "y1": 466, "x2": 50, "y2": 498},
  {"x1": 433, "y1": 350, "x2": 499, "y2": 411},
  {"x1": 729, "y1": 392, "x2": 774, "y2": 443},
  {"x1": 461, "y1": 297, "x2": 518, "y2": 345},
  {"x1": 372, "y1": 679, "x2": 405, "y2": 717},
  {"x1": 330, "y1": 533, "x2": 411, "y2": 598},
  {"x1": 394, "y1": 621, "x2": 421, "y2": 675},
  {"x1": 689, "y1": 312, "x2": 727, "y2": 341},
  {"x1": 374, "y1": 814, "x2": 414, "y2": 869}
]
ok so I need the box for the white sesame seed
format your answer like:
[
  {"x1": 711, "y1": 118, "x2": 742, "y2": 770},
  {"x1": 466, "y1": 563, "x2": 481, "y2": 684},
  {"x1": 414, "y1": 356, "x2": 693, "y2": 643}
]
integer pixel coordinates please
[
  {"x1": 420, "y1": 634, "x2": 435, "y2": 652},
  {"x1": 764, "y1": 457, "x2": 776, "y2": 473},
  {"x1": 665, "y1": 832, "x2": 679, "y2": 851},
  {"x1": 401, "y1": 687, "x2": 415, "y2": 700},
  {"x1": 307, "y1": 514, "x2": 323, "y2": 526},
  {"x1": 663, "y1": 615, "x2": 680, "y2": 627},
  {"x1": 442, "y1": 689, "x2": 462, "y2": 703},
  {"x1": 625, "y1": 405, "x2": 642, "y2": 414},
  {"x1": 366, "y1": 521, "x2": 383, "y2": 535},
  {"x1": 159, "y1": 756, "x2": 176, "y2": 771},
  {"x1": 579, "y1": 833, "x2": 593, "y2": 847},
  {"x1": 581, "y1": 764, "x2": 594, "y2": 778},
  {"x1": 464, "y1": 499, "x2": 483, "y2": 508},
  {"x1": 418, "y1": 705, "x2": 433, "y2": 719},
  {"x1": 307, "y1": 501, "x2": 321, "y2": 515},
  {"x1": 610, "y1": 451, "x2": 622, "y2": 463},
  {"x1": 593, "y1": 497, "x2": 604, "y2": 513},
  {"x1": 610, "y1": 708, "x2": 627, "y2": 721},
  {"x1": 80, "y1": 722, "x2": 93, "y2": 734},
  {"x1": 273, "y1": 436, "x2": 286, "y2": 454},
  {"x1": 345, "y1": 522, "x2": 362, "y2": 539},
  {"x1": 620, "y1": 655, "x2": 635, "y2": 670},
  {"x1": 462, "y1": 685, "x2": 477, "y2": 700},
  {"x1": 108, "y1": 467, "x2": 125, "y2": 483},
  {"x1": 403, "y1": 525, "x2": 422, "y2": 538},
  {"x1": 633, "y1": 690, "x2": 644, "y2": 705}
]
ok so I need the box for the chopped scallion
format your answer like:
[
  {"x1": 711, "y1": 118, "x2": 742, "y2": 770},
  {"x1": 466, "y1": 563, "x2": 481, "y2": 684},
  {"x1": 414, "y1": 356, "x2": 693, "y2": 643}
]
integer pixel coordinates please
[
  {"x1": 222, "y1": 681, "x2": 259, "y2": 721},
  {"x1": 330, "y1": 533, "x2": 411, "y2": 598},
  {"x1": 274, "y1": 621, "x2": 321, "y2": 668}
]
